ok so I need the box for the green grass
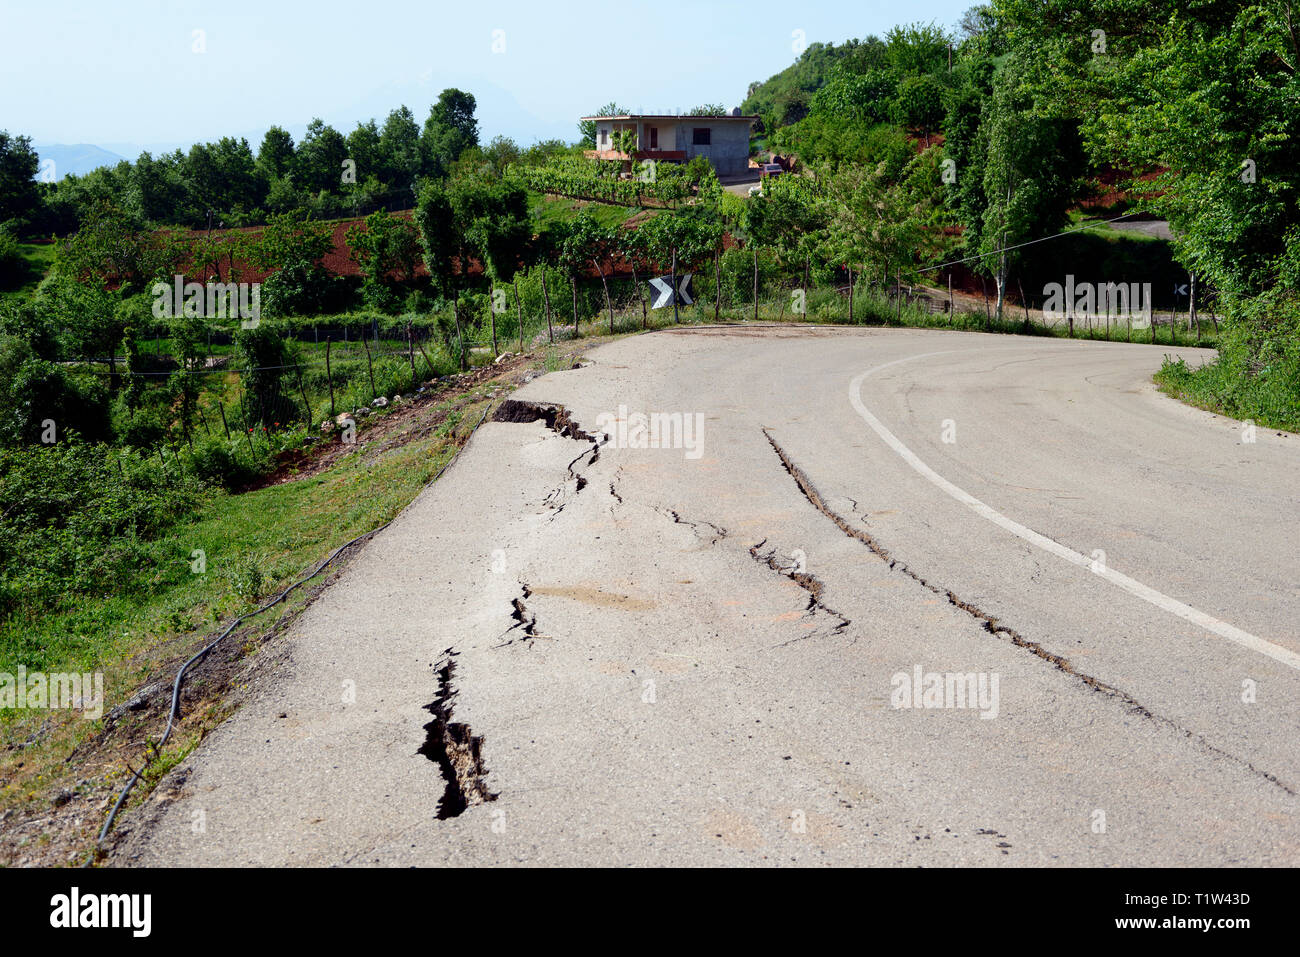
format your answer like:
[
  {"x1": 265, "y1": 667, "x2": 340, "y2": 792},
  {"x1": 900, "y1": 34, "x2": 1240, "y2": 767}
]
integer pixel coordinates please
[
  {"x1": 0, "y1": 389, "x2": 492, "y2": 832},
  {"x1": 1066, "y1": 209, "x2": 1164, "y2": 243},
  {"x1": 0, "y1": 393, "x2": 479, "y2": 705},
  {"x1": 1155, "y1": 355, "x2": 1300, "y2": 434},
  {"x1": 0, "y1": 242, "x2": 56, "y2": 302},
  {"x1": 526, "y1": 192, "x2": 644, "y2": 229}
]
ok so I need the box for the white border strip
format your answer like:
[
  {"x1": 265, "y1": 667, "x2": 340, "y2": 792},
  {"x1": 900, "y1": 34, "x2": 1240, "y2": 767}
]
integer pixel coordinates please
[{"x1": 849, "y1": 350, "x2": 1300, "y2": 673}]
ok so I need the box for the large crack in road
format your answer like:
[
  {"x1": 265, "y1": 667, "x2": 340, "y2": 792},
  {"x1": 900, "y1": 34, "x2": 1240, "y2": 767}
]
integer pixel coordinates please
[{"x1": 762, "y1": 428, "x2": 1296, "y2": 796}]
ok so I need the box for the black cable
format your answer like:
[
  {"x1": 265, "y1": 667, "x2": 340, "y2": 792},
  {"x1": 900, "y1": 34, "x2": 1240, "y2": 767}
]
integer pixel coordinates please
[{"x1": 86, "y1": 400, "x2": 494, "y2": 863}]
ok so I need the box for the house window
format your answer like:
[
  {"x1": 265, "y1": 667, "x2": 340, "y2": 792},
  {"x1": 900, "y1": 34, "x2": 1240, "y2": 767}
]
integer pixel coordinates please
[
  {"x1": 692, "y1": 127, "x2": 711, "y2": 146},
  {"x1": 648, "y1": 127, "x2": 658, "y2": 148}
]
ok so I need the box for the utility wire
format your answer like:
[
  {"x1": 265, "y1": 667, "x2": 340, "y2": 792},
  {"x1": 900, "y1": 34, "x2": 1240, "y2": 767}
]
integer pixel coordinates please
[{"x1": 917, "y1": 213, "x2": 1147, "y2": 274}]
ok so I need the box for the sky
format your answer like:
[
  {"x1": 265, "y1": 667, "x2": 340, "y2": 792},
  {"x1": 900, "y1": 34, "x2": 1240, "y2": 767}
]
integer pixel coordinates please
[{"x1": 2, "y1": 0, "x2": 974, "y2": 157}]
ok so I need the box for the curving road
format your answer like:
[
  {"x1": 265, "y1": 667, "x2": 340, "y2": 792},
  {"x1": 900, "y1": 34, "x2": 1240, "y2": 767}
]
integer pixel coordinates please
[{"x1": 113, "y1": 326, "x2": 1300, "y2": 866}]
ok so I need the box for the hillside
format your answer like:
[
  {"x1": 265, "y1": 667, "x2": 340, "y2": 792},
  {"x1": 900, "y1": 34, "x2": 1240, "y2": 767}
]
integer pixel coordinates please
[
  {"x1": 741, "y1": 41, "x2": 858, "y2": 130},
  {"x1": 33, "y1": 143, "x2": 126, "y2": 179}
]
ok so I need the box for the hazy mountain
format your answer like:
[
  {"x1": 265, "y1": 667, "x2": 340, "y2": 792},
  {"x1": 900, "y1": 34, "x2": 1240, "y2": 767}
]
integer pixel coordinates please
[{"x1": 33, "y1": 143, "x2": 127, "y2": 180}]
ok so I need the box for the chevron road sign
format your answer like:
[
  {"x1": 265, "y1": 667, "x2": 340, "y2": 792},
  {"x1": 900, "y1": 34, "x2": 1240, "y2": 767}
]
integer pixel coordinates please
[{"x1": 649, "y1": 273, "x2": 693, "y2": 309}]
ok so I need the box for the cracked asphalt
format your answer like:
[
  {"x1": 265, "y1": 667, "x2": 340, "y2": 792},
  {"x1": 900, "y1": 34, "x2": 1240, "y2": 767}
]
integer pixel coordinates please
[{"x1": 112, "y1": 326, "x2": 1300, "y2": 866}]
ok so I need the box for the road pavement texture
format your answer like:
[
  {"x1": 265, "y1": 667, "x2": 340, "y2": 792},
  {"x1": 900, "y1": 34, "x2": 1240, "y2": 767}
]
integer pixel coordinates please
[{"x1": 113, "y1": 326, "x2": 1299, "y2": 865}]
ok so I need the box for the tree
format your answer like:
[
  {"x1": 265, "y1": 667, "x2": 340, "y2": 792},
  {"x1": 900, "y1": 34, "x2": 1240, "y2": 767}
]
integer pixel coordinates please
[
  {"x1": 345, "y1": 120, "x2": 383, "y2": 188},
  {"x1": 0, "y1": 131, "x2": 42, "y2": 233},
  {"x1": 257, "y1": 126, "x2": 296, "y2": 182},
  {"x1": 744, "y1": 183, "x2": 829, "y2": 290},
  {"x1": 184, "y1": 137, "x2": 263, "y2": 223},
  {"x1": 611, "y1": 127, "x2": 638, "y2": 162},
  {"x1": 378, "y1": 106, "x2": 423, "y2": 191},
  {"x1": 578, "y1": 102, "x2": 628, "y2": 149},
  {"x1": 248, "y1": 210, "x2": 335, "y2": 316},
  {"x1": 422, "y1": 89, "x2": 479, "y2": 179},
  {"x1": 974, "y1": 54, "x2": 1084, "y2": 318},
  {"x1": 235, "y1": 320, "x2": 295, "y2": 428},
  {"x1": 884, "y1": 22, "x2": 952, "y2": 76},
  {"x1": 825, "y1": 158, "x2": 945, "y2": 305},
  {"x1": 296, "y1": 119, "x2": 349, "y2": 194},
  {"x1": 482, "y1": 136, "x2": 522, "y2": 178},
  {"x1": 55, "y1": 200, "x2": 184, "y2": 288},
  {"x1": 894, "y1": 74, "x2": 946, "y2": 145},
  {"x1": 413, "y1": 174, "x2": 527, "y2": 364},
  {"x1": 130, "y1": 150, "x2": 190, "y2": 225},
  {"x1": 346, "y1": 208, "x2": 422, "y2": 311},
  {"x1": 566, "y1": 214, "x2": 619, "y2": 332},
  {"x1": 810, "y1": 67, "x2": 899, "y2": 125},
  {"x1": 957, "y1": 5, "x2": 995, "y2": 39},
  {"x1": 637, "y1": 209, "x2": 723, "y2": 321}
]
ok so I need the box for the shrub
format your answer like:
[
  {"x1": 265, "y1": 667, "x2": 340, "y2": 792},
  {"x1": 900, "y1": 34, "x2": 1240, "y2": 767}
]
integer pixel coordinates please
[
  {"x1": 0, "y1": 352, "x2": 112, "y2": 446},
  {"x1": 0, "y1": 438, "x2": 204, "y2": 619},
  {"x1": 188, "y1": 434, "x2": 273, "y2": 490},
  {"x1": 0, "y1": 231, "x2": 25, "y2": 290}
]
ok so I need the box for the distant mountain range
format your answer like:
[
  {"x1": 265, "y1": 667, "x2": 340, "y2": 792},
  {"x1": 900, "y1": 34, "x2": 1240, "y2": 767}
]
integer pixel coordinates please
[{"x1": 33, "y1": 143, "x2": 127, "y2": 180}]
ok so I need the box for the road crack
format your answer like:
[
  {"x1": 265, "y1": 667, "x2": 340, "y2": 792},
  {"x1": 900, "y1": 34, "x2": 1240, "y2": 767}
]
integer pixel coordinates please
[
  {"x1": 749, "y1": 539, "x2": 852, "y2": 645},
  {"x1": 493, "y1": 399, "x2": 604, "y2": 519},
  {"x1": 493, "y1": 583, "x2": 554, "y2": 648},
  {"x1": 417, "y1": 652, "x2": 499, "y2": 818},
  {"x1": 651, "y1": 505, "x2": 728, "y2": 545},
  {"x1": 762, "y1": 429, "x2": 1296, "y2": 796}
]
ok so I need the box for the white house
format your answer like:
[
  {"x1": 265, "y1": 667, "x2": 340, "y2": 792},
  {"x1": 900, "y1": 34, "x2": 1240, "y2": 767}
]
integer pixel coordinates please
[{"x1": 582, "y1": 111, "x2": 757, "y2": 177}]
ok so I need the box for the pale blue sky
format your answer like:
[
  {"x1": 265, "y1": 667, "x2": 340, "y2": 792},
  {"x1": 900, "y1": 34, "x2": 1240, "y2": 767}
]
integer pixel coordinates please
[{"x1": 2, "y1": 0, "x2": 973, "y2": 155}]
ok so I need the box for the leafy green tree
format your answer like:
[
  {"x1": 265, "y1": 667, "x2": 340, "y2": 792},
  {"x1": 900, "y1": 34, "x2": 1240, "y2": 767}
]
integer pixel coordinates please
[
  {"x1": 184, "y1": 137, "x2": 263, "y2": 224},
  {"x1": 248, "y1": 210, "x2": 335, "y2": 316},
  {"x1": 894, "y1": 74, "x2": 947, "y2": 145},
  {"x1": 345, "y1": 120, "x2": 383, "y2": 187},
  {"x1": 0, "y1": 131, "x2": 41, "y2": 233},
  {"x1": 0, "y1": 343, "x2": 111, "y2": 446},
  {"x1": 578, "y1": 102, "x2": 628, "y2": 149},
  {"x1": 129, "y1": 150, "x2": 190, "y2": 225},
  {"x1": 414, "y1": 175, "x2": 526, "y2": 363},
  {"x1": 345, "y1": 208, "x2": 422, "y2": 311},
  {"x1": 414, "y1": 180, "x2": 457, "y2": 296},
  {"x1": 422, "y1": 89, "x2": 479, "y2": 178},
  {"x1": 235, "y1": 321, "x2": 295, "y2": 428},
  {"x1": 257, "y1": 126, "x2": 296, "y2": 182},
  {"x1": 974, "y1": 54, "x2": 1085, "y2": 317},
  {"x1": 564, "y1": 213, "x2": 620, "y2": 331},
  {"x1": 54, "y1": 201, "x2": 184, "y2": 288},
  {"x1": 482, "y1": 136, "x2": 522, "y2": 178},
  {"x1": 810, "y1": 68, "x2": 898, "y2": 124},
  {"x1": 296, "y1": 119, "x2": 349, "y2": 194},
  {"x1": 378, "y1": 106, "x2": 423, "y2": 189},
  {"x1": 825, "y1": 158, "x2": 945, "y2": 297},
  {"x1": 884, "y1": 22, "x2": 952, "y2": 76}
]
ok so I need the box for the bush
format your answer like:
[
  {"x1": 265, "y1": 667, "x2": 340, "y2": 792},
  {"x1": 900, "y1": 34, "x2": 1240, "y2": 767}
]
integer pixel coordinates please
[
  {"x1": 718, "y1": 246, "x2": 781, "y2": 305},
  {"x1": 234, "y1": 320, "x2": 299, "y2": 428},
  {"x1": 1157, "y1": 288, "x2": 1300, "y2": 432},
  {"x1": 0, "y1": 231, "x2": 25, "y2": 290},
  {"x1": 188, "y1": 433, "x2": 272, "y2": 490},
  {"x1": 0, "y1": 351, "x2": 112, "y2": 446},
  {"x1": 0, "y1": 438, "x2": 205, "y2": 620}
]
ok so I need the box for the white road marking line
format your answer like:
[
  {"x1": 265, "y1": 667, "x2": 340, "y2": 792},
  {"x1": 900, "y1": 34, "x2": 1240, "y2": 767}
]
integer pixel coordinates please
[{"x1": 849, "y1": 350, "x2": 1300, "y2": 673}]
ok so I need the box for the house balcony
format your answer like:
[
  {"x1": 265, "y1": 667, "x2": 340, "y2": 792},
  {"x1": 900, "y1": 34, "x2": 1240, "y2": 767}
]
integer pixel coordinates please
[{"x1": 584, "y1": 149, "x2": 687, "y2": 163}]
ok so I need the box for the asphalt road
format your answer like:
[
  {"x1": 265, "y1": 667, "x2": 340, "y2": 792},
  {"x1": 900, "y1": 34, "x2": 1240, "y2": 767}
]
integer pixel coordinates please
[{"x1": 113, "y1": 326, "x2": 1300, "y2": 866}]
